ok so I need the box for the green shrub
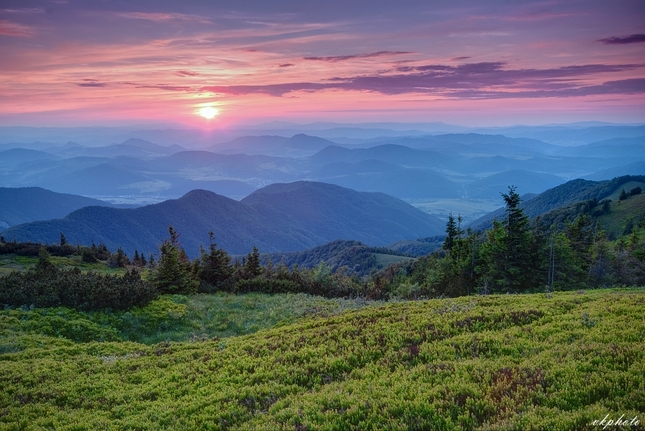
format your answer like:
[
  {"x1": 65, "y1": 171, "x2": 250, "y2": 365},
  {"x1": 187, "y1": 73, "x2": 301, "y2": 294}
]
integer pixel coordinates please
[
  {"x1": 235, "y1": 277, "x2": 303, "y2": 294},
  {"x1": 0, "y1": 267, "x2": 157, "y2": 311}
]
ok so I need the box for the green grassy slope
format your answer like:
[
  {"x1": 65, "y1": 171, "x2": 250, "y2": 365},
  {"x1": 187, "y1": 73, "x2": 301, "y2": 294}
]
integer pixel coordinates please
[
  {"x1": 597, "y1": 193, "x2": 645, "y2": 238},
  {"x1": 1, "y1": 289, "x2": 643, "y2": 430},
  {"x1": 606, "y1": 181, "x2": 645, "y2": 201}
]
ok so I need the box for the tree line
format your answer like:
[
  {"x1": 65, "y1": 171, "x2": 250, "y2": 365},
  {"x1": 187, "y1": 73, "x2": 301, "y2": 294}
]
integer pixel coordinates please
[{"x1": 371, "y1": 186, "x2": 645, "y2": 299}]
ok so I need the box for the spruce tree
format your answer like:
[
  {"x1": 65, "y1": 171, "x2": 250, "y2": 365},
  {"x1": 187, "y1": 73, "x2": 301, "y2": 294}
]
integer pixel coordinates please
[
  {"x1": 619, "y1": 189, "x2": 628, "y2": 201},
  {"x1": 479, "y1": 186, "x2": 535, "y2": 292},
  {"x1": 443, "y1": 213, "x2": 458, "y2": 253},
  {"x1": 199, "y1": 231, "x2": 233, "y2": 291},
  {"x1": 152, "y1": 226, "x2": 199, "y2": 294},
  {"x1": 243, "y1": 246, "x2": 262, "y2": 279}
]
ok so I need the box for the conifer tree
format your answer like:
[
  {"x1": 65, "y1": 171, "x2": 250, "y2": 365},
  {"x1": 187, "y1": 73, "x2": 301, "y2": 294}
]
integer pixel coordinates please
[
  {"x1": 478, "y1": 186, "x2": 535, "y2": 292},
  {"x1": 619, "y1": 189, "x2": 628, "y2": 201},
  {"x1": 36, "y1": 246, "x2": 55, "y2": 272},
  {"x1": 199, "y1": 231, "x2": 233, "y2": 291},
  {"x1": 443, "y1": 213, "x2": 458, "y2": 253},
  {"x1": 152, "y1": 226, "x2": 199, "y2": 294},
  {"x1": 243, "y1": 246, "x2": 262, "y2": 279}
]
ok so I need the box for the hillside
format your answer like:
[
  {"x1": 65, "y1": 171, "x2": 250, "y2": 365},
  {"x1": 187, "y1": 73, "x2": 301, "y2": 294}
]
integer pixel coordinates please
[
  {"x1": 0, "y1": 148, "x2": 61, "y2": 166},
  {"x1": 266, "y1": 239, "x2": 414, "y2": 276},
  {"x1": 241, "y1": 181, "x2": 445, "y2": 242},
  {"x1": 211, "y1": 133, "x2": 335, "y2": 157},
  {"x1": 465, "y1": 170, "x2": 565, "y2": 199},
  {"x1": 2, "y1": 182, "x2": 445, "y2": 257},
  {"x1": 309, "y1": 163, "x2": 460, "y2": 199},
  {"x1": 1, "y1": 289, "x2": 643, "y2": 429},
  {"x1": 310, "y1": 144, "x2": 452, "y2": 167},
  {"x1": 585, "y1": 161, "x2": 645, "y2": 181},
  {"x1": 0, "y1": 187, "x2": 112, "y2": 231},
  {"x1": 469, "y1": 175, "x2": 645, "y2": 230},
  {"x1": 596, "y1": 192, "x2": 645, "y2": 239}
]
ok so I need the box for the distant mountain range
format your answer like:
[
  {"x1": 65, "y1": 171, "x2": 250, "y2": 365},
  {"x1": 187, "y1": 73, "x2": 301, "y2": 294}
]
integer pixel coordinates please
[
  {"x1": 1, "y1": 125, "x2": 643, "y2": 205},
  {"x1": 1, "y1": 181, "x2": 445, "y2": 257},
  {"x1": 209, "y1": 134, "x2": 334, "y2": 157}
]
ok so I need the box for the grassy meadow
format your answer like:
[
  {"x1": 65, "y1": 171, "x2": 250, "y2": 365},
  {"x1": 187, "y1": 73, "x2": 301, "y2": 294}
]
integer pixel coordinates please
[{"x1": 1, "y1": 288, "x2": 644, "y2": 430}]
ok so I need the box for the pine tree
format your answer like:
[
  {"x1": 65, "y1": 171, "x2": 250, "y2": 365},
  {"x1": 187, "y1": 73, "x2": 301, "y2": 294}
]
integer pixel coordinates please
[
  {"x1": 478, "y1": 186, "x2": 535, "y2": 292},
  {"x1": 565, "y1": 214, "x2": 594, "y2": 280},
  {"x1": 199, "y1": 231, "x2": 233, "y2": 291},
  {"x1": 502, "y1": 186, "x2": 534, "y2": 291},
  {"x1": 619, "y1": 189, "x2": 628, "y2": 201},
  {"x1": 443, "y1": 213, "x2": 458, "y2": 253},
  {"x1": 36, "y1": 247, "x2": 55, "y2": 272},
  {"x1": 243, "y1": 246, "x2": 262, "y2": 279},
  {"x1": 152, "y1": 226, "x2": 199, "y2": 294}
]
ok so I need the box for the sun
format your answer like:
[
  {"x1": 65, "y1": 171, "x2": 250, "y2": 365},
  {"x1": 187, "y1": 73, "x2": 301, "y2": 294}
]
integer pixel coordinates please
[{"x1": 198, "y1": 106, "x2": 219, "y2": 119}]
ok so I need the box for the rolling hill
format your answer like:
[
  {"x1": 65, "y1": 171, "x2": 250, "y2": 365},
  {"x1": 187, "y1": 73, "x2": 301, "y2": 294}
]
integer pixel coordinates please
[
  {"x1": 0, "y1": 148, "x2": 61, "y2": 166},
  {"x1": 2, "y1": 182, "x2": 445, "y2": 257},
  {"x1": 469, "y1": 175, "x2": 645, "y2": 230},
  {"x1": 465, "y1": 170, "x2": 565, "y2": 199},
  {"x1": 265, "y1": 239, "x2": 413, "y2": 276},
  {"x1": 308, "y1": 161, "x2": 460, "y2": 199},
  {"x1": 211, "y1": 133, "x2": 335, "y2": 157},
  {"x1": 0, "y1": 187, "x2": 112, "y2": 232},
  {"x1": 310, "y1": 144, "x2": 452, "y2": 168}
]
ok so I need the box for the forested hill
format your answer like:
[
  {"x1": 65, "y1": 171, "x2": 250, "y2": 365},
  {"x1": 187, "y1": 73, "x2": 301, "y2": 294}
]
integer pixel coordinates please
[
  {"x1": 469, "y1": 175, "x2": 645, "y2": 230},
  {"x1": 265, "y1": 239, "x2": 414, "y2": 276},
  {"x1": 2, "y1": 182, "x2": 444, "y2": 257},
  {"x1": 0, "y1": 187, "x2": 112, "y2": 231}
]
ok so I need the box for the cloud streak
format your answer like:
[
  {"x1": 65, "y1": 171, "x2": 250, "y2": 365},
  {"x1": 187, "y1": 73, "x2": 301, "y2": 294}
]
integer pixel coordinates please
[
  {"x1": 303, "y1": 51, "x2": 413, "y2": 62},
  {"x1": 0, "y1": 20, "x2": 34, "y2": 36},
  {"x1": 117, "y1": 12, "x2": 211, "y2": 24},
  {"x1": 77, "y1": 81, "x2": 108, "y2": 88},
  {"x1": 598, "y1": 34, "x2": 645, "y2": 45},
  {"x1": 202, "y1": 62, "x2": 645, "y2": 99}
]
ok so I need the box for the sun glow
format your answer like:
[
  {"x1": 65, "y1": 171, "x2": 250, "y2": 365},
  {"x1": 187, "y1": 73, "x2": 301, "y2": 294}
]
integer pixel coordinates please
[{"x1": 198, "y1": 106, "x2": 219, "y2": 119}]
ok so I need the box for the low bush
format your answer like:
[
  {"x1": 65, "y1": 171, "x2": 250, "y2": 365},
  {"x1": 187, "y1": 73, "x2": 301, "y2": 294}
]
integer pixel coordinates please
[{"x1": 0, "y1": 266, "x2": 157, "y2": 311}]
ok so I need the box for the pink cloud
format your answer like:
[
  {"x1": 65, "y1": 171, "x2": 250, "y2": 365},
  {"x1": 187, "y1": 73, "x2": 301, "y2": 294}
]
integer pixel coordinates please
[
  {"x1": 0, "y1": 8, "x2": 45, "y2": 14},
  {"x1": 304, "y1": 51, "x2": 413, "y2": 62},
  {"x1": 201, "y1": 62, "x2": 645, "y2": 98},
  {"x1": 117, "y1": 12, "x2": 211, "y2": 24},
  {"x1": 0, "y1": 20, "x2": 34, "y2": 37}
]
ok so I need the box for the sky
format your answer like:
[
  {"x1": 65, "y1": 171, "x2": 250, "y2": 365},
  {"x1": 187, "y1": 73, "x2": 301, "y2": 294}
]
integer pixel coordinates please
[{"x1": 1, "y1": 0, "x2": 644, "y2": 128}]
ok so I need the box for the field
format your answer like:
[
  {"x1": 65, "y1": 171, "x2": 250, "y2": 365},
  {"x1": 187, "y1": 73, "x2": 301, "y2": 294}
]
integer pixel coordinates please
[{"x1": 1, "y1": 288, "x2": 644, "y2": 430}]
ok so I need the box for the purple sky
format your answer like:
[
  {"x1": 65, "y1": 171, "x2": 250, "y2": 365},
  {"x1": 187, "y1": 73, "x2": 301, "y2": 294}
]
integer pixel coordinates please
[{"x1": 1, "y1": 0, "x2": 644, "y2": 127}]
